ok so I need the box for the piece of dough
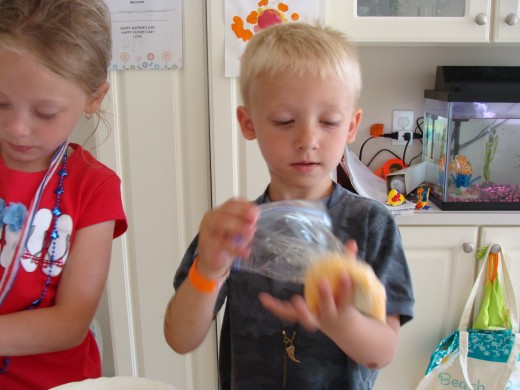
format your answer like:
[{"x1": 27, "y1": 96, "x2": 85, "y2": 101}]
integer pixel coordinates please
[{"x1": 303, "y1": 253, "x2": 386, "y2": 322}]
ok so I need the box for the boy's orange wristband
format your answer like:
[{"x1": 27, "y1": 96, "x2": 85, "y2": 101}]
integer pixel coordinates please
[{"x1": 188, "y1": 256, "x2": 218, "y2": 293}]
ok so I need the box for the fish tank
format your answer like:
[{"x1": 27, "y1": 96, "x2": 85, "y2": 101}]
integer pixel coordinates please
[{"x1": 422, "y1": 66, "x2": 520, "y2": 211}]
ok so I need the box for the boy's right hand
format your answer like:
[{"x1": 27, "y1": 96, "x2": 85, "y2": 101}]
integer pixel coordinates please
[{"x1": 196, "y1": 198, "x2": 259, "y2": 281}]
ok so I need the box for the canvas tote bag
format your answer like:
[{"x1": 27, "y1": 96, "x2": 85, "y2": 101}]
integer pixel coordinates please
[{"x1": 416, "y1": 245, "x2": 520, "y2": 390}]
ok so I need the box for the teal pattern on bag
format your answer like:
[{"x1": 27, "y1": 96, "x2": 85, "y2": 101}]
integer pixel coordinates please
[
  {"x1": 425, "y1": 328, "x2": 520, "y2": 376},
  {"x1": 468, "y1": 329, "x2": 519, "y2": 363}
]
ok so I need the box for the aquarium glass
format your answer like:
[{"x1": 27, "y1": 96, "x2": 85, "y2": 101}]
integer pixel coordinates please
[{"x1": 422, "y1": 99, "x2": 520, "y2": 210}]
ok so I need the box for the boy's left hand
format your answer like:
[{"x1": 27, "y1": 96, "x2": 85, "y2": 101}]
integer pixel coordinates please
[
  {"x1": 258, "y1": 270, "x2": 356, "y2": 333},
  {"x1": 258, "y1": 240, "x2": 359, "y2": 332}
]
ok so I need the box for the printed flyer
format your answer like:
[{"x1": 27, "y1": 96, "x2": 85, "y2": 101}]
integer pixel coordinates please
[{"x1": 107, "y1": 0, "x2": 182, "y2": 71}]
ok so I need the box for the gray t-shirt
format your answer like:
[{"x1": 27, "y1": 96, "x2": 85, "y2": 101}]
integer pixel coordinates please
[{"x1": 173, "y1": 183, "x2": 414, "y2": 390}]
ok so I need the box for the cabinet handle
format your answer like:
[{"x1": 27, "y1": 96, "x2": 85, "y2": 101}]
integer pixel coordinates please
[
  {"x1": 462, "y1": 243, "x2": 475, "y2": 253},
  {"x1": 505, "y1": 13, "x2": 519, "y2": 26},
  {"x1": 475, "y1": 13, "x2": 488, "y2": 26}
]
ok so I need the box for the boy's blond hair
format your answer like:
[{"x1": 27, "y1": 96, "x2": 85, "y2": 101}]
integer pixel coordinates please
[{"x1": 239, "y1": 22, "x2": 362, "y2": 107}]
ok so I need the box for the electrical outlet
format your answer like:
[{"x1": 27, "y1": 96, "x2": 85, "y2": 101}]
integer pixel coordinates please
[
  {"x1": 392, "y1": 110, "x2": 414, "y2": 131},
  {"x1": 393, "y1": 130, "x2": 413, "y2": 146},
  {"x1": 392, "y1": 110, "x2": 414, "y2": 146}
]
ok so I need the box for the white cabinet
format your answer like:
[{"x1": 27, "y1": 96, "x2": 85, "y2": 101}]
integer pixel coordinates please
[
  {"x1": 328, "y1": 1, "x2": 520, "y2": 43},
  {"x1": 374, "y1": 225, "x2": 520, "y2": 390},
  {"x1": 374, "y1": 226, "x2": 478, "y2": 390},
  {"x1": 492, "y1": 0, "x2": 520, "y2": 42}
]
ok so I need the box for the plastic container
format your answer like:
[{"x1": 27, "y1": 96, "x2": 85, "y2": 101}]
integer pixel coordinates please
[{"x1": 233, "y1": 200, "x2": 343, "y2": 283}]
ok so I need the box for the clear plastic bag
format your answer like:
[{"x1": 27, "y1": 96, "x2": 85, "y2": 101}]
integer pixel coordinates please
[{"x1": 233, "y1": 200, "x2": 343, "y2": 283}]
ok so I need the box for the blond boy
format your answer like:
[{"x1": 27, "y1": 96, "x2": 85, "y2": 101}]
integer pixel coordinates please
[{"x1": 164, "y1": 23, "x2": 414, "y2": 389}]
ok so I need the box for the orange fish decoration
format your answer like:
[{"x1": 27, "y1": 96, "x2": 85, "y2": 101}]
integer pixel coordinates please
[{"x1": 439, "y1": 154, "x2": 473, "y2": 175}]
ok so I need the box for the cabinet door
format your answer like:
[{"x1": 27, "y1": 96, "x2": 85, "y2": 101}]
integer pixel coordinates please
[
  {"x1": 492, "y1": 0, "x2": 520, "y2": 42},
  {"x1": 328, "y1": 0, "x2": 491, "y2": 43},
  {"x1": 374, "y1": 226, "x2": 478, "y2": 390},
  {"x1": 478, "y1": 226, "x2": 520, "y2": 309}
]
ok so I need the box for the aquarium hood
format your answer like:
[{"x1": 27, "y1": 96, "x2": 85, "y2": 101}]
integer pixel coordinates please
[{"x1": 424, "y1": 66, "x2": 520, "y2": 103}]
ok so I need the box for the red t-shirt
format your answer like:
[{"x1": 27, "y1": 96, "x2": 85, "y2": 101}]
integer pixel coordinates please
[{"x1": 0, "y1": 144, "x2": 127, "y2": 389}]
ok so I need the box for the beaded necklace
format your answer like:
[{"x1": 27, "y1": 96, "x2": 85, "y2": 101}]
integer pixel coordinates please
[
  {"x1": 30, "y1": 150, "x2": 68, "y2": 309},
  {"x1": 0, "y1": 142, "x2": 69, "y2": 374}
]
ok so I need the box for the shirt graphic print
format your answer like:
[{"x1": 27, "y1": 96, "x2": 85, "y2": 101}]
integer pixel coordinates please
[{"x1": 0, "y1": 206, "x2": 72, "y2": 277}]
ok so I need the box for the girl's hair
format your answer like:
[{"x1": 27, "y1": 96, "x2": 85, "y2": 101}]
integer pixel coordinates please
[
  {"x1": 239, "y1": 23, "x2": 362, "y2": 107},
  {"x1": 0, "y1": 0, "x2": 112, "y2": 97}
]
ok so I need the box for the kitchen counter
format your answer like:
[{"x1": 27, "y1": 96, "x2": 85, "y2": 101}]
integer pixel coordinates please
[{"x1": 394, "y1": 202, "x2": 519, "y2": 226}]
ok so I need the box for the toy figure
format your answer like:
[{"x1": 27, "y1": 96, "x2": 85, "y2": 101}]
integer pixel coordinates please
[
  {"x1": 386, "y1": 189, "x2": 405, "y2": 206},
  {"x1": 415, "y1": 185, "x2": 430, "y2": 210},
  {"x1": 438, "y1": 154, "x2": 482, "y2": 196},
  {"x1": 450, "y1": 155, "x2": 481, "y2": 196}
]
